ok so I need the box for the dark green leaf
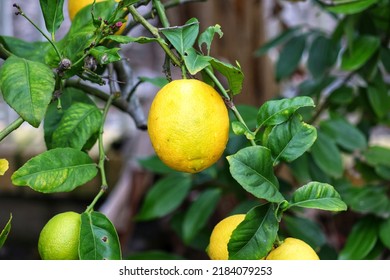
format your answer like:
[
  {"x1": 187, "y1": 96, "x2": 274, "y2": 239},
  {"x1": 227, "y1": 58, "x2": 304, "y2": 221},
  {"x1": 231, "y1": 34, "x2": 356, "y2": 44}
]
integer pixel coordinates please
[
  {"x1": 89, "y1": 46, "x2": 121, "y2": 64},
  {"x1": 0, "y1": 214, "x2": 12, "y2": 249},
  {"x1": 182, "y1": 189, "x2": 221, "y2": 244},
  {"x1": 210, "y1": 58, "x2": 244, "y2": 95},
  {"x1": 320, "y1": 117, "x2": 367, "y2": 152},
  {"x1": 328, "y1": 86, "x2": 355, "y2": 105},
  {"x1": 267, "y1": 114, "x2": 317, "y2": 163},
  {"x1": 367, "y1": 83, "x2": 390, "y2": 119},
  {"x1": 228, "y1": 204, "x2": 279, "y2": 260},
  {"x1": 183, "y1": 48, "x2": 212, "y2": 75},
  {"x1": 39, "y1": 0, "x2": 65, "y2": 34},
  {"x1": 255, "y1": 27, "x2": 301, "y2": 57},
  {"x1": 11, "y1": 148, "x2": 98, "y2": 193},
  {"x1": 340, "y1": 185, "x2": 389, "y2": 216},
  {"x1": 257, "y1": 96, "x2": 315, "y2": 128},
  {"x1": 283, "y1": 215, "x2": 326, "y2": 249},
  {"x1": 198, "y1": 24, "x2": 223, "y2": 55},
  {"x1": 276, "y1": 34, "x2": 306, "y2": 81},
  {"x1": 44, "y1": 87, "x2": 96, "y2": 149},
  {"x1": 289, "y1": 182, "x2": 347, "y2": 211},
  {"x1": 379, "y1": 218, "x2": 390, "y2": 249},
  {"x1": 341, "y1": 35, "x2": 380, "y2": 71},
  {"x1": 364, "y1": 146, "x2": 390, "y2": 167},
  {"x1": 339, "y1": 217, "x2": 379, "y2": 260},
  {"x1": 79, "y1": 211, "x2": 121, "y2": 260},
  {"x1": 326, "y1": 0, "x2": 379, "y2": 15},
  {"x1": 51, "y1": 102, "x2": 102, "y2": 150},
  {"x1": 160, "y1": 18, "x2": 199, "y2": 55},
  {"x1": 311, "y1": 131, "x2": 343, "y2": 178},
  {"x1": 380, "y1": 47, "x2": 390, "y2": 73},
  {"x1": 138, "y1": 155, "x2": 176, "y2": 174},
  {"x1": 289, "y1": 153, "x2": 312, "y2": 184},
  {"x1": 136, "y1": 174, "x2": 192, "y2": 220},
  {"x1": 308, "y1": 35, "x2": 339, "y2": 78},
  {"x1": 0, "y1": 56, "x2": 55, "y2": 127},
  {"x1": 227, "y1": 146, "x2": 284, "y2": 203}
]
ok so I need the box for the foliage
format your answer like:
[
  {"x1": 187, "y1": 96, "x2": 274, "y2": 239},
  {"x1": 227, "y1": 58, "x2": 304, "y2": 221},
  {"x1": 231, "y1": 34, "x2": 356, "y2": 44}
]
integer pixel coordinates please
[{"x1": 0, "y1": 0, "x2": 387, "y2": 260}]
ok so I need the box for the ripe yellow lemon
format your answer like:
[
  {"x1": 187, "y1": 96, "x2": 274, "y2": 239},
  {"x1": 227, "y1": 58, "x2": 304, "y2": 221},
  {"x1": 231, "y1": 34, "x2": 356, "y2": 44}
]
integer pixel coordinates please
[
  {"x1": 207, "y1": 214, "x2": 245, "y2": 260},
  {"x1": 266, "y1": 237, "x2": 320, "y2": 260},
  {"x1": 68, "y1": 0, "x2": 126, "y2": 34},
  {"x1": 147, "y1": 79, "x2": 230, "y2": 173},
  {"x1": 38, "y1": 211, "x2": 81, "y2": 260}
]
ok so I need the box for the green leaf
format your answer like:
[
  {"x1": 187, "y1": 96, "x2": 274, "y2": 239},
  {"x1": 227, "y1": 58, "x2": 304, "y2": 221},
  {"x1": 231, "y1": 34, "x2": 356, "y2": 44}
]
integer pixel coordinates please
[
  {"x1": 136, "y1": 174, "x2": 192, "y2": 220},
  {"x1": 0, "y1": 56, "x2": 55, "y2": 127},
  {"x1": 276, "y1": 34, "x2": 306, "y2": 81},
  {"x1": 339, "y1": 217, "x2": 379, "y2": 260},
  {"x1": 364, "y1": 146, "x2": 390, "y2": 168},
  {"x1": 139, "y1": 76, "x2": 169, "y2": 88},
  {"x1": 228, "y1": 204, "x2": 279, "y2": 260},
  {"x1": 51, "y1": 102, "x2": 102, "y2": 150},
  {"x1": 267, "y1": 114, "x2": 317, "y2": 163},
  {"x1": 182, "y1": 189, "x2": 221, "y2": 244},
  {"x1": 198, "y1": 24, "x2": 223, "y2": 55},
  {"x1": 341, "y1": 35, "x2": 380, "y2": 71},
  {"x1": 379, "y1": 218, "x2": 390, "y2": 249},
  {"x1": 0, "y1": 214, "x2": 12, "y2": 249},
  {"x1": 307, "y1": 35, "x2": 339, "y2": 78},
  {"x1": 0, "y1": 36, "x2": 51, "y2": 64},
  {"x1": 44, "y1": 87, "x2": 96, "y2": 149},
  {"x1": 254, "y1": 27, "x2": 301, "y2": 57},
  {"x1": 79, "y1": 211, "x2": 121, "y2": 260},
  {"x1": 160, "y1": 18, "x2": 199, "y2": 55},
  {"x1": 283, "y1": 215, "x2": 326, "y2": 249},
  {"x1": 288, "y1": 182, "x2": 347, "y2": 211},
  {"x1": 328, "y1": 86, "x2": 355, "y2": 105},
  {"x1": 340, "y1": 185, "x2": 389, "y2": 216},
  {"x1": 227, "y1": 146, "x2": 284, "y2": 203},
  {"x1": 367, "y1": 83, "x2": 390, "y2": 119},
  {"x1": 311, "y1": 131, "x2": 343, "y2": 178},
  {"x1": 380, "y1": 47, "x2": 390, "y2": 73},
  {"x1": 11, "y1": 148, "x2": 98, "y2": 193},
  {"x1": 326, "y1": 0, "x2": 379, "y2": 15},
  {"x1": 257, "y1": 96, "x2": 315, "y2": 128},
  {"x1": 210, "y1": 58, "x2": 244, "y2": 95},
  {"x1": 183, "y1": 48, "x2": 212, "y2": 75},
  {"x1": 104, "y1": 35, "x2": 159, "y2": 44},
  {"x1": 320, "y1": 117, "x2": 367, "y2": 152},
  {"x1": 89, "y1": 46, "x2": 121, "y2": 64},
  {"x1": 39, "y1": 0, "x2": 65, "y2": 35}
]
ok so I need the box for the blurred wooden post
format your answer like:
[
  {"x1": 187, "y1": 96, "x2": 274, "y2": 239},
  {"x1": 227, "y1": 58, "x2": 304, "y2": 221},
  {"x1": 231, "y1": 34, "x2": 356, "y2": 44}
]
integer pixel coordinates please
[{"x1": 168, "y1": 0, "x2": 276, "y2": 106}]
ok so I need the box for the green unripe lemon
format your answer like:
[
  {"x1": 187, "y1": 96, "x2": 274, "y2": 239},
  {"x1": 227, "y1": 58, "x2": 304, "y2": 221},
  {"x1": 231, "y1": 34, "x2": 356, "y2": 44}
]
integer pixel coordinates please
[{"x1": 38, "y1": 211, "x2": 81, "y2": 260}]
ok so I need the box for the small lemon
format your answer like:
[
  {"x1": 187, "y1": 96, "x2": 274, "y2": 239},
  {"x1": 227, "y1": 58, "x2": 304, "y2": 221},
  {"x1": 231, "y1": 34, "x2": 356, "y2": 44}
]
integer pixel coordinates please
[
  {"x1": 38, "y1": 211, "x2": 81, "y2": 260},
  {"x1": 207, "y1": 214, "x2": 245, "y2": 260},
  {"x1": 266, "y1": 237, "x2": 320, "y2": 260},
  {"x1": 147, "y1": 79, "x2": 230, "y2": 173}
]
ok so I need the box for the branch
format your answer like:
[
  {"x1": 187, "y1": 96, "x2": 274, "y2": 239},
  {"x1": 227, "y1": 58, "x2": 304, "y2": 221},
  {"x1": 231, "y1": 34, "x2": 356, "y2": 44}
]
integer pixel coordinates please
[{"x1": 0, "y1": 117, "x2": 24, "y2": 142}]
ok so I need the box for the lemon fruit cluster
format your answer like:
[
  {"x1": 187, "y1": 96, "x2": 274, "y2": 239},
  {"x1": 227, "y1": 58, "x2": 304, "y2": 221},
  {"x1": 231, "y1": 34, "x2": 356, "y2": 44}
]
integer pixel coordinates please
[
  {"x1": 148, "y1": 79, "x2": 230, "y2": 173},
  {"x1": 38, "y1": 211, "x2": 81, "y2": 260},
  {"x1": 207, "y1": 215, "x2": 319, "y2": 260},
  {"x1": 68, "y1": 0, "x2": 126, "y2": 34}
]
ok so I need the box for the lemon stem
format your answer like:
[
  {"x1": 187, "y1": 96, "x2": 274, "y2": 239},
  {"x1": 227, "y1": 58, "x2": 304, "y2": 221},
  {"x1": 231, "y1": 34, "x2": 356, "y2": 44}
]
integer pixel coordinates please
[
  {"x1": 128, "y1": 5, "x2": 182, "y2": 67},
  {"x1": 204, "y1": 68, "x2": 256, "y2": 146},
  {"x1": 0, "y1": 117, "x2": 24, "y2": 142}
]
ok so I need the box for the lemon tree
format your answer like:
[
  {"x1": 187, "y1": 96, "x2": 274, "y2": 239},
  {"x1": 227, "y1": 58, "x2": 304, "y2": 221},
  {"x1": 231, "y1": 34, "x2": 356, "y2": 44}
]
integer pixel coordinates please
[{"x1": 1, "y1": 0, "x2": 388, "y2": 260}]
